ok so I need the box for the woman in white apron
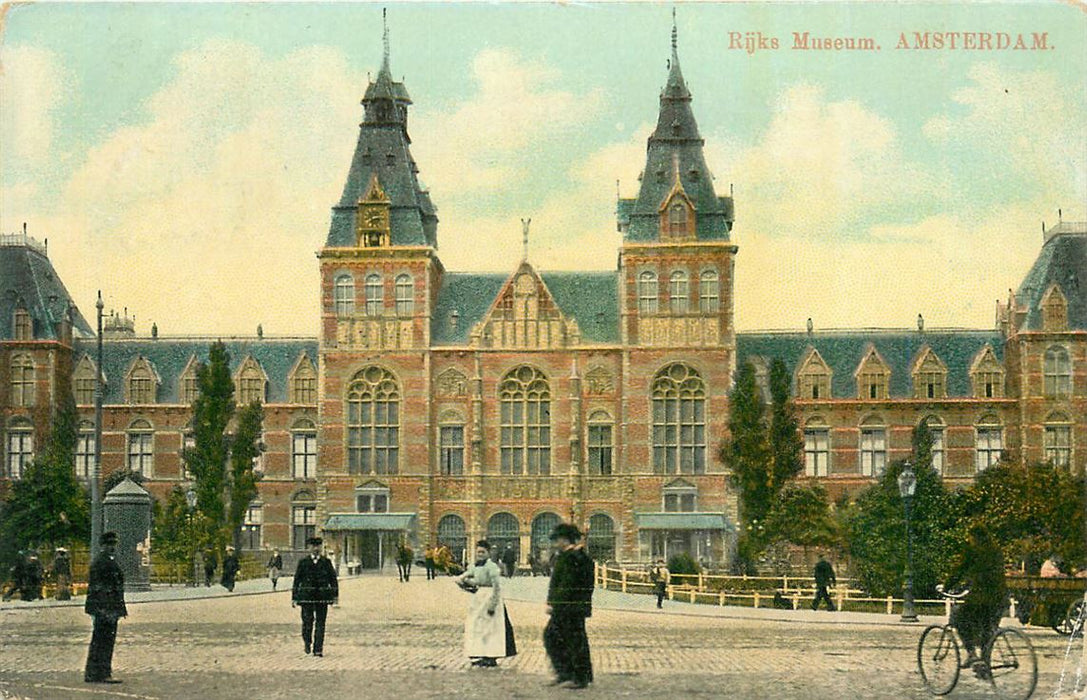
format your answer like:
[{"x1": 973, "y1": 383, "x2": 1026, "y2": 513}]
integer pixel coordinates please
[{"x1": 455, "y1": 540, "x2": 517, "y2": 667}]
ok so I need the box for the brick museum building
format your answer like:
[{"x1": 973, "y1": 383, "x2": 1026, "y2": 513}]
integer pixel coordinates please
[{"x1": 1, "y1": 27, "x2": 1084, "y2": 571}]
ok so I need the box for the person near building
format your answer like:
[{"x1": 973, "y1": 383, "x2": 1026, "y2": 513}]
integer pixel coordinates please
[
  {"x1": 396, "y1": 540, "x2": 413, "y2": 582},
  {"x1": 455, "y1": 539, "x2": 516, "y2": 668},
  {"x1": 3, "y1": 551, "x2": 26, "y2": 601},
  {"x1": 267, "y1": 549, "x2": 283, "y2": 591},
  {"x1": 21, "y1": 550, "x2": 43, "y2": 602},
  {"x1": 944, "y1": 524, "x2": 1008, "y2": 669},
  {"x1": 424, "y1": 544, "x2": 437, "y2": 580},
  {"x1": 501, "y1": 545, "x2": 517, "y2": 578},
  {"x1": 811, "y1": 553, "x2": 837, "y2": 611},
  {"x1": 544, "y1": 523, "x2": 594, "y2": 689},
  {"x1": 221, "y1": 546, "x2": 240, "y2": 592},
  {"x1": 84, "y1": 532, "x2": 126, "y2": 684},
  {"x1": 53, "y1": 547, "x2": 72, "y2": 601},
  {"x1": 292, "y1": 536, "x2": 338, "y2": 657},
  {"x1": 650, "y1": 559, "x2": 670, "y2": 609},
  {"x1": 203, "y1": 549, "x2": 217, "y2": 587}
]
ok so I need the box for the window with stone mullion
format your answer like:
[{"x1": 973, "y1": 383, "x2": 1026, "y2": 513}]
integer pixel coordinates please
[
  {"x1": 587, "y1": 423, "x2": 613, "y2": 476},
  {"x1": 499, "y1": 368, "x2": 551, "y2": 476},
  {"x1": 6, "y1": 430, "x2": 34, "y2": 479},
  {"x1": 76, "y1": 430, "x2": 95, "y2": 480},
  {"x1": 975, "y1": 428, "x2": 1003, "y2": 472},
  {"x1": 439, "y1": 425, "x2": 464, "y2": 475},
  {"x1": 292, "y1": 431, "x2": 317, "y2": 478},
  {"x1": 346, "y1": 368, "x2": 400, "y2": 476},
  {"x1": 1044, "y1": 425, "x2": 1071, "y2": 467},
  {"x1": 637, "y1": 272, "x2": 658, "y2": 314},
  {"x1": 127, "y1": 431, "x2": 153, "y2": 475},
  {"x1": 651, "y1": 364, "x2": 706, "y2": 475},
  {"x1": 804, "y1": 429, "x2": 829, "y2": 476},
  {"x1": 1044, "y1": 347, "x2": 1072, "y2": 398},
  {"x1": 11, "y1": 357, "x2": 35, "y2": 407}
]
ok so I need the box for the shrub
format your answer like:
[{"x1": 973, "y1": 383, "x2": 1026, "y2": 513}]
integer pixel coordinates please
[{"x1": 668, "y1": 552, "x2": 701, "y2": 576}]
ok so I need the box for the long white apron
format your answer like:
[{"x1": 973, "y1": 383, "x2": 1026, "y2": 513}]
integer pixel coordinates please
[{"x1": 462, "y1": 563, "x2": 506, "y2": 658}]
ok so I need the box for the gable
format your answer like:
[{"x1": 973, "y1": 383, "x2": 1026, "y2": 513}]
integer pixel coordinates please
[
  {"x1": 910, "y1": 345, "x2": 947, "y2": 375},
  {"x1": 469, "y1": 262, "x2": 580, "y2": 349},
  {"x1": 796, "y1": 347, "x2": 832, "y2": 377},
  {"x1": 854, "y1": 345, "x2": 890, "y2": 377}
]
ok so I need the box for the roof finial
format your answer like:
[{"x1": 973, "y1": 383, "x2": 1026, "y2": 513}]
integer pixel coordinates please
[
  {"x1": 521, "y1": 217, "x2": 532, "y2": 261},
  {"x1": 671, "y1": 8, "x2": 679, "y2": 59},
  {"x1": 381, "y1": 8, "x2": 390, "y2": 75}
]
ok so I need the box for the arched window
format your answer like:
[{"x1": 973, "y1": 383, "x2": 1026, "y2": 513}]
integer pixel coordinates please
[
  {"x1": 126, "y1": 361, "x2": 156, "y2": 405},
  {"x1": 1044, "y1": 346, "x2": 1072, "y2": 398},
  {"x1": 127, "y1": 419, "x2": 154, "y2": 476},
  {"x1": 487, "y1": 512, "x2": 520, "y2": 562},
  {"x1": 179, "y1": 358, "x2": 199, "y2": 405},
  {"x1": 73, "y1": 357, "x2": 97, "y2": 405},
  {"x1": 438, "y1": 411, "x2": 465, "y2": 476},
  {"x1": 637, "y1": 271, "x2": 658, "y2": 314},
  {"x1": 859, "y1": 415, "x2": 886, "y2": 477},
  {"x1": 975, "y1": 415, "x2": 1003, "y2": 473},
  {"x1": 699, "y1": 269, "x2": 719, "y2": 313},
  {"x1": 289, "y1": 355, "x2": 317, "y2": 404},
  {"x1": 803, "y1": 416, "x2": 830, "y2": 477},
  {"x1": 76, "y1": 420, "x2": 95, "y2": 480},
  {"x1": 365, "y1": 274, "x2": 383, "y2": 316},
  {"x1": 669, "y1": 270, "x2": 689, "y2": 313},
  {"x1": 1043, "y1": 412, "x2": 1072, "y2": 468},
  {"x1": 13, "y1": 308, "x2": 32, "y2": 340},
  {"x1": 587, "y1": 410, "x2": 613, "y2": 476},
  {"x1": 437, "y1": 514, "x2": 468, "y2": 564},
  {"x1": 395, "y1": 274, "x2": 414, "y2": 316},
  {"x1": 291, "y1": 491, "x2": 317, "y2": 549},
  {"x1": 587, "y1": 513, "x2": 616, "y2": 561},
  {"x1": 5, "y1": 418, "x2": 34, "y2": 479},
  {"x1": 531, "y1": 512, "x2": 562, "y2": 555},
  {"x1": 334, "y1": 273, "x2": 355, "y2": 317},
  {"x1": 9, "y1": 354, "x2": 35, "y2": 408},
  {"x1": 346, "y1": 367, "x2": 399, "y2": 475},
  {"x1": 291, "y1": 418, "x2": 317, "y2": 479},
  {"x1": 499, "y1": 366, "x2": 551, "y2": 475},
  {"x1": 652, "y1": 363, "x2": 706, "y2": 474},
  {"x1": 668, "y1": 201, "x2": 688, "y2": 237},
  {"x1": 922, "y1": 416, "x2": 946, "y2": 474}
]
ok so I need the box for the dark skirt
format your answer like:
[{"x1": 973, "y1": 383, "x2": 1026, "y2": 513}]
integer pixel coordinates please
[{"x1": 504, "y1": 607, "x2": 518, "y2": 657}]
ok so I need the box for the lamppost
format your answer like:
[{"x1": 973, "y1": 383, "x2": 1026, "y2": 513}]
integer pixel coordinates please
[
  {"x1": 91, "y1": 292, "x2": 104, "y2": 559},
  {"x1": 898, "y1": 460, "x2": 919, "y2": 622},
  {"x1": 185, "y1": 487, "x2": 198, "y2": 587}
]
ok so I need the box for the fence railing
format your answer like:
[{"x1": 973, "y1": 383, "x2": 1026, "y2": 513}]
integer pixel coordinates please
[{"x1": 595, "y1": 563, "x2": 955, "y2": 617}]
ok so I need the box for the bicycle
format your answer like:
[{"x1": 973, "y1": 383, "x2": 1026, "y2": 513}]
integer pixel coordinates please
[{"x1": 917, "y1": 587, "x2": 1038, "y2": 700}]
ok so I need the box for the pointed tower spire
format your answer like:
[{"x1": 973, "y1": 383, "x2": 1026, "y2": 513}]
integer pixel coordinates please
[{"x1": 380, "y1": 7, "x2": 391, "y2": 79}]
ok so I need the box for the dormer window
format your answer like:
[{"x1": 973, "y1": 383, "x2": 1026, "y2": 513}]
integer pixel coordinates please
[
  {"x1": 1040, "y1": 284, "x2": 1068, "y2": 332},
  {"x1": 235, "y1": 357, "x2": 267, "y2": 405},
  {"x1": 13, "y1": 308, "x2": 32, "y2": 340},
  {"x1": 669, "y1": 202, "x2": 687, "y2": 237},
  {"x1": 126, "y1": 358, "x2": 158, "y2": 405}
]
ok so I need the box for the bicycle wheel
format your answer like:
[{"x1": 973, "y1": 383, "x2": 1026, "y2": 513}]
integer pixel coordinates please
[
  {"x1": 917, "y1": 624, "x2": 960, "y2": 696},
  {"x1": 1052, "y1": 599, "x2": 1084, "y2": 637},
  {"x1": 986, "y1": 628, "x2": 1037, "y2": 700}
]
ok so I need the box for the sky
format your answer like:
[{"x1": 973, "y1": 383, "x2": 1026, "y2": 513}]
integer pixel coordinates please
[{"x1": 1, "y1": 1, "x2": 1085, "y2": 336}]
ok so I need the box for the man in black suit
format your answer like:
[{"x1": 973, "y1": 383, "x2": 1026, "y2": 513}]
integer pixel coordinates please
[
  {"x1": 84, "y1": 532, "x2": 127, "y2": 684},
  {"x1": 544, "y1": 523, "x2": 595, "y2": 690},
  {"x1": 811, "y1": 553, "x2": 837, "y2": 611},
  {"x1": 221, "y1": 546, "x2": 240, "y2": 592},
  {"x1": 292, "y1": 536, "x2": 338, "y2": 657}
]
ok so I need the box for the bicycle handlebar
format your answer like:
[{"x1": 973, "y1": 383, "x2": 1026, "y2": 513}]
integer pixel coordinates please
[{"x1": 935, "y1": 584, "x2": 970, "y2": 600}]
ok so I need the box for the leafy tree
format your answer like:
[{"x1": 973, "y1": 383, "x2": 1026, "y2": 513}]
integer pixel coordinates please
[
  {"x1": 721, "y1": 361, "x2": 771, "y2": 572},
  {"x1": 766, "y1": 483, "x2": 838, "y2": 551},
  {"x1": 768, "y1": 358, "x2": 803, "y2": 495},
  {"x1": 226, "y1": 401, "x2": 263, "y2": 550}
]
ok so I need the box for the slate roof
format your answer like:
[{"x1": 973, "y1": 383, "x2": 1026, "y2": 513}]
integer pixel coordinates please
[
  {"x1": 735, "y1": 329, "x2": 1004, "y2": 399},
  {"x1": 430, "y1": 272, "x2": 620, "y2": 346},
  {"x1": 1015, "y1": 224, "x2": 1086, "y2": 331},
  {"x1": 0, "y1": 237, "x2": 94, "y2": 341},
  {"x1": 72, "y1": 337, "x2": 318, "y2": 405}
]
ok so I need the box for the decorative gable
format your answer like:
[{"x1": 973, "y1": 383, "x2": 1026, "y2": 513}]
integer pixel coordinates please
[
  {"x1": 910, "y1": 345, "x2": 948, "y2": 399},
  {"x1": 658, "y1": 156, "x2": 696, "y2": 241},
  {"x1": 288, "y1": 352, "x2": 317, "y2": 404},
  {"x1": 854, "y1": 344, "x2": 891, "y2": 400},
  {"x1": 1040, "y1": 283, "x2": 1068, "y2": 332},
  {"x1": 125, "y1": 356, "x2": 161, "y2": 405},
  {"x1": 234, "y1": 355, "x2": 268, "y2": 405},
  {"x1": 796, "y1": 347, "x2": 833, "y2": 400},
  {"x1": 969, "y1": 345, "x2": 1005, "y2": 399},
  {"x1": 435, "y1": 367, "x2": 468, "y2": 397},
  {"x1": 73, "y1": 355, "x2": 100, "y2": 405},
  {"x1": 178, "y1": 355, "x2": 200, "y2": 405},
  {"x1": 469, "y1": 262, "x2": 580, "y2": 349}
]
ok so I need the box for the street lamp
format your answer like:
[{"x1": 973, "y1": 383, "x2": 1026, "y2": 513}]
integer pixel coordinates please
[
  {"x1": 91, "y1": 292, "x2": 104, "y2": 559},
  {"x1": 185, "y1": 487, "x2": 198, "y2": 587},
  {"x1": 898, "y1": 460, "x2": 919, "y2": 622}
]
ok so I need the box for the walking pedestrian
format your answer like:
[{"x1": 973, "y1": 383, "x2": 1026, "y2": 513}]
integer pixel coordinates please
[
  {"x1": 456, "y1": 540, "x2": 517, "y2": 668},
  {"x1": 396, "y1": 540, "x2": 413, "y2": 582},
  {"x1": 544, "y1": 523, "x2": 594, "y2": 689},
  {"x1": 267, "y1": 549, "x2": 283, "y2": 591},
  {"x1": 424, "y1": 544, "x2": 437, "y2": 580},
  {"x1": 203, "y1": 549, "x2": 217, "y2": 587},
  {"x1": 501, "y1": 545, "x2": 517, "y2": 578},
  {"x1": 3, "y1": 550, "x2": 26, "y2": 601},
  {"x1": 650, "y1": 558, "x2": 670, "y2": 608},
  {"x1": 811, "y1": 553, "x2": 837, "y2": 611},
  {"x1": 221, "y1": 546, "x2": 239, "y2": 592},
  {"x1": 21, "y1": 550, "x2": 43, "y2": 601},
  {"x1": 53, "y1": 547, "x2": 72, "y2": 601},
  {"x1": 292, "y1": 536, "x2": 338, "y2": 657},
  {"x1": 84, "y1": 532, "x2": 126, "y2": 684}
]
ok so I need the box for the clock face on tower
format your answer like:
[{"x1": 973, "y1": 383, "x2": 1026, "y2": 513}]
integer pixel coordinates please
[{"x1": 364, "y1": 209, "x2": 385, "y2": 228}]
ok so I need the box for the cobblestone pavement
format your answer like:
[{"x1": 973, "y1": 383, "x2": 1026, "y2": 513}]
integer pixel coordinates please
[{"x1": 0, "y1": 574, "x2": 1082, "y2": 700}]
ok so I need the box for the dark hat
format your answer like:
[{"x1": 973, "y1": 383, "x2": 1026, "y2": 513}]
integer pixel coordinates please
[
  {"x1": 475, "y1": 539, "x2": 491, "y2": 550},
  {"x1": 100, "y1": 531, "x2": 119, "y2": 545},
  {"x1": 549, "y1": 523, "x2": 582, "y2": 542},
  {"x1": 306, "y1": 536, "x2": 323, "y2": 546}
]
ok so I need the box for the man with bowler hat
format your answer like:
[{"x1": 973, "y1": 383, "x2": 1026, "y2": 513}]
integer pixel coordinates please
[
  {"x1": 544, "y1": 522, "x2": 595, "y2": 689},
  {"x1": 292, "y1": 536, "x2": 338, "y2": 656},
  {"x1": 85, "y1": 531, "x2": 126, "y2": 684}
]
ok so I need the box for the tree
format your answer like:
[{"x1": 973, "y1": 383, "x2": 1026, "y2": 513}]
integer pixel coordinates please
[
  {"x1": 721, "y1": 361, "x2": 771, "y2": 570},
  {"x1": 0, "y1": 383, "x2": 89, "y2": 568},
  {"x1": 766, "y1": 483, "x2": 838, "y2": 551},
  {"x1": 227, "y1": 401, "x2": 264, "y2": 550},
  {"x1": 768, "y1": 358, "x2": 804, "y2": 495}
]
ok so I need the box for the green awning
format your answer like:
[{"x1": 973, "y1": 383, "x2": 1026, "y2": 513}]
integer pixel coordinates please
[
  {"x1": 322, "y1": 513, "x2": 416, "y2": 531},
  {"x1": 635, "y1": 513, "x2": 733, "y2": 531}
]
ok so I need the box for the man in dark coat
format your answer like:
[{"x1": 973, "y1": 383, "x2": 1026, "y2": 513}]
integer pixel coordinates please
[
  {"x1": 84, "y1": 532, "x2": 127, "y2": 684},
  {"x1": 53, "y1": 548, "x2": 72, "y2": 601},
  {"x1": 811, "y1": 553, "x2": 837, "y2": 611},
  {"x1": 203, "y1": 549, "x2": 217, "y2": 587},
  {"x1": 292, "y1": 536, "x2": 338, "y2": 656},
  {"x1": 221, "y1": 546, "x2": 240, "y2": 592},
  {"x1": 21, "y1": 550, "x2": 43, "y2": 601},
  {"x1": 501, "y1": 545, "x2": 517, "y2": 578},
  {"x1": 544, "y1": 523, "x2": 594, "y2": 689},
  {"x1": 946, "y1": 524, "x2": 1007, "y2": 667}
]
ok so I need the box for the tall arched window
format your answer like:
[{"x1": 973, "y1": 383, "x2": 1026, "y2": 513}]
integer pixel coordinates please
[
  {"x1": 1044, "y1": 346, "x2": 1072, "y2": 398},
  {"x1": 13, "y1": 308, "x2": 32, "y2": 340},
  {"x1": 923, "y1": 416, "x2": 946, "y2": 474},
  {"x1": 499, "y1": 366, "x2": 551, "y2": 475},
  {"x1": 395, "y1": 274, "x2": 414, "y2": 316},
  {"x1": 9, "y1": 354, "x2": 35, "y2": 408},
  {"x1": 346, "y1": 367, "x2": 399, "y2": 475},
  {"x1": 5, "y1": 418, "x2": 34, "y2": 479},
  {"x1": 531, "y1": 512, "x2": 562, "y2": 555},
  {"x1": 587, "y1": 513, "x2": 616, "y2": 561},
  {"x1": 291, "y1": 418, "x2": 317, "y2": 479},
  {"x1": 637, "y1": 271, "x2": 658, "y2": 314},
  {"x1": 1043, "y1": 412, "x2": 1072, "y2": 467},
  {"x1": 487, "y1": 512, "x2": 520, "y2": 561},
  {"x1": 859, "y1": 415, "x2": 887, "y2": 477},
  {"x1": 334, "y1": 273, "x2": 355, "y2": 316},
  {"x1": 668, "y1": 201, "x2": 688, "y2": 237},
  {"x1": 127, "y1": 419, "x2": 154, "y2": 476},
  {"x1": 76, "y1": 420, "x2": 95, "y2": 480},
  {"x1": 365, "y1": 274, "x2": 383, "y2": 316},
  {"x1": 652, "y1": 363, "x2": 706, "y2": 474},
  {"x1": 699, "y1": 269, "x2": 719, "y2": 313},
  {"x1": 975, "y1": 415, "x2": 1003, "y2": 472},
  {"x1": 291, "y1": 491, "x2": 317, "y2": 549},
  {"x1": 669, "y1": 270, "x2": 689, "y2": 313},
  {"x1": 437, "y1": 514, "x2": 468, "y2": 564},
  {"x1": 587, "y1": 410, "x2": 613, "y2": 476},
  {"x1": 127, "y1": 361, "x2": 155, "y2": 405}
]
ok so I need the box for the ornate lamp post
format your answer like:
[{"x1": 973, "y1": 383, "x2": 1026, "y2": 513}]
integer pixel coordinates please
[
  {"x1": 185, "y1": 487, "x2": 198, "y2": 587},
  {"x1": 91, "y1": 292, "x2": 104, "y2": 558},
  {"x1": 898, "y1": 460, "x2": 919, "y2": 622}
]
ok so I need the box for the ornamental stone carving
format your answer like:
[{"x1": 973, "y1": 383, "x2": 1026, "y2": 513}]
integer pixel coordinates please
[
  {"x1": 435, "y1": 368, "x2": 469, "y2": 397},
  {"x1": 584, "y1": 366, "x2": 614, "y2": 395}
]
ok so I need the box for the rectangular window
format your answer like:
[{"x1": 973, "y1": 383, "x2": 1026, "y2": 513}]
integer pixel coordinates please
[
  {"x1": 356, "y1": 492, "x2": 389, "y2": 513},
  {"x1": 439, "y1": 426, "x2": 464, "y2": 476},
  {"x1": 587, "y1": 424, "x2": 613, "y2": 476},
  {"x1": 127, "y1": 432, "x2": 154, "y2": 475},
  {"x1": 291, "y1": 505, "x2": 316, "y2": 549},
  {"x1": 804, "y1": 429, "x2": 829, "y2": 477},
  {"x1": 75, "y1": 376, "x2": 96, "y2": 405},
  {"x1": 664, "y1": 491, "x2": 696, "y2": 513},
  {"x1": 860, "y1": 428, "x2": 886, "y2": 477},
  {"x1": 292, "y1": 377, "x2": 316, "y2": 404},
  {"x1": 241, "y1": 506, "x2": 262, "y2": 550},
  {"x1": 395, "y1": 277, "x2": 414, "y2": 316},
  {"x1": 129, "y1": 377, "x2": 153, "y2": 404},
  {"x1": 699, "y1": 272, "x2": 719, "y2": 313},
  {"x1": 365, "y1": 276, "x2": 383, "y2": 316},
  {"x1": 292, "y1": 431, "x2": 317, "y2": 479},
  {"x1": 76, "y1": 432, "x2": 95, "y2": 480},
  {"x1": 638, "y1": 275, "x2": 658, "y2": 314},
  {"x1": 930, "y1": 428, "x2": 945, "y2": 474},
  {"x1": 975, "y1": 428, "x2": 1003, "y2": 472},
  {"x1": 652, "y1": 397, "x2": 706, "y2": 475},
  {"x1": 669, "y1": 275, "x2": 689, "y2": 313},
  {"x1": 6, "y1": 431, "x2": 34, "y2": 479},
  {"x1": 1044, "y1": 426, "x2": 1071, "y2": 467},
  {"x1": 11, "y1": 363, "x2": 35, "y2": 407},
  {"x1": 180, "y1": 433, "x2": 195, "y2": 480}
]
